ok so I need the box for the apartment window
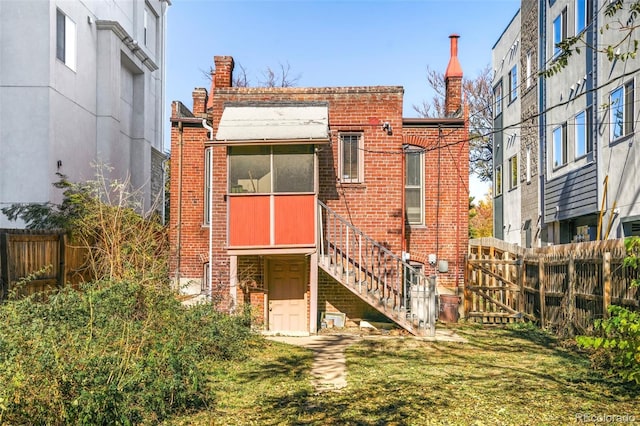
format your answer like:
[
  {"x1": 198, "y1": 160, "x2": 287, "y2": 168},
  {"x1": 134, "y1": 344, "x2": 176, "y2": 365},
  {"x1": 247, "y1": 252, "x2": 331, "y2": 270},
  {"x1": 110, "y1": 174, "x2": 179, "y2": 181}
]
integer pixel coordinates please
[
  {"x1": 553, "y1": 8, "x2": 567, "y2": 57},
  {"x1": 526, "y1": 51, "x2": 532, "y2": 89},
  {"x1": 144, "y1": 9, "x2": 148, "y2": 46},
  {"x1": 610, "y1": 81, "x2": 634, "y2": 141},
  {"x1": 526, "y1": 146, "x2": 532, "y2": 183},
  {"x1": 509, "y1": 66, "x2": 518, "y2": 102},
  {"x1": 553, "y1": 123, "x2": 567, "y2": 168},
  {"x1": 509, "y1": 155, "x2": 518, "y2": 189},
  {"x1": 228, "y1": 145, "x2": 314, "y2": 194},
  {"x1": 575, "y1": 108, "x2": 592, "y2": 158},
  {"x1": 340, "y1": 133, "x2": 363, "y2": 183},
  {"x1": 56, "y1": 9, "x2": 76, "y2": 71},
  {"x1": 493, "y1": 82, "x2": 503, "y2": 117},
  {"x1": 204, "y1": 147, "x2": 212, "y2": 224},
  {"x1": 576, "y1": 0, "x2": 588, "y2": 33},
  {"x1": 495, "y1": 165, "x2": 503, "y2": 196},
  {"x1": 405, "y1": 147, "x2": 424, "y2": 225}
]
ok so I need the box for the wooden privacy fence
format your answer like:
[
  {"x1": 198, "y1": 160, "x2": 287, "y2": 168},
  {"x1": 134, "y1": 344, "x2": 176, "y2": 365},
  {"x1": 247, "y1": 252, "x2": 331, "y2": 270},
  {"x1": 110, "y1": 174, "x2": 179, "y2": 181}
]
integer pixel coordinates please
[
  {"x1": 466, "y1": 237, "x2": 639, "y2": 334},
  {"x1": 0, "y1": 229, "x2": 90, "y2": 300}
]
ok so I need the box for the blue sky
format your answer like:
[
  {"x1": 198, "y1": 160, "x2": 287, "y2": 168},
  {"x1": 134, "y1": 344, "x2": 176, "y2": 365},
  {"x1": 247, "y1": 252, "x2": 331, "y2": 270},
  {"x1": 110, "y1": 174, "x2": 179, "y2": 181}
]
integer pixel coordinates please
[{"x1": 165, "y1": 0, "x2": 521, "y2": 199}]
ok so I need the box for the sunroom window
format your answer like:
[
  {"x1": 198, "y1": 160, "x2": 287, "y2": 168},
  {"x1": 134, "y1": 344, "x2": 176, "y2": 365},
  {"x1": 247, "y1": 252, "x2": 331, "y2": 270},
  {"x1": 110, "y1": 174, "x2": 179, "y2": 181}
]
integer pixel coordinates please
[{"x1": 229, "y1": 145, "x2": 314, "y2": 194}]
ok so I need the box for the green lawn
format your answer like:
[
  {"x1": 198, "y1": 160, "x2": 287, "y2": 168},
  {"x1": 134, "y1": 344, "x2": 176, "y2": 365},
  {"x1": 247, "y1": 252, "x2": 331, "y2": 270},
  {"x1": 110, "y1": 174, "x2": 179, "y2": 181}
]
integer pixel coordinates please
[{"x1": 168, "y1": 325, "x2": 639, "y2": 426}]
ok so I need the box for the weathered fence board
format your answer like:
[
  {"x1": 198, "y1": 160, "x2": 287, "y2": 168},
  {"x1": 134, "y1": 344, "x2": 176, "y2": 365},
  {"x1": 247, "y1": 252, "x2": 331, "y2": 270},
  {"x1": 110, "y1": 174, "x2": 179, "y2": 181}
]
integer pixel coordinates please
[
  {"x1": 0, "y1": 229, "x2": 90, "y2": 300},
  {"x1": 466, "y1": 237, "x2": 640, "y2": 335}
]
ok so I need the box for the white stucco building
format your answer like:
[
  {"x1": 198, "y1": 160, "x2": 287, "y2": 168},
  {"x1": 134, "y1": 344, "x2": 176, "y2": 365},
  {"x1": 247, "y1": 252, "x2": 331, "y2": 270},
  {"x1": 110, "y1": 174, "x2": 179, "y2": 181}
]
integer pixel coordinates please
[{"x1": 0, "y1": 0, "x2": 169, "y2": 227}]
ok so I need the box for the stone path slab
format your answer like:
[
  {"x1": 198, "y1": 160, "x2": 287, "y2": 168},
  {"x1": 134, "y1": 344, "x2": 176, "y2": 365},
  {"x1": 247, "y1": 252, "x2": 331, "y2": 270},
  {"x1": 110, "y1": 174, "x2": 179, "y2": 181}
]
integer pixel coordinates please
[{"x1": 267, "y1": 328, "x2": 467, "y2": 392}]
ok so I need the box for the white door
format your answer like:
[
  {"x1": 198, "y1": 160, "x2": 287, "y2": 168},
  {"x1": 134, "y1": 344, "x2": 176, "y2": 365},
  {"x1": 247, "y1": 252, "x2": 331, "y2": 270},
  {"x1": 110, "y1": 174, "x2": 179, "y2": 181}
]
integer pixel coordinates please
[{"x1": 268, "y1": 259, "x2": 307, "y2": 332}]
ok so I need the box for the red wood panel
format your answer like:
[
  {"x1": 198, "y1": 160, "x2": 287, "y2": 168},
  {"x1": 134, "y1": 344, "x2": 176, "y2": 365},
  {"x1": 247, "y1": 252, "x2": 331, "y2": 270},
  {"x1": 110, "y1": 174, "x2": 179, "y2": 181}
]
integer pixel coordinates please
[
  {"x1": 229, "y1": 196, "x2": 270, "y2": 247},
  {"x1": 274, "y1": 195, "x2": 315, "y2": 246}
]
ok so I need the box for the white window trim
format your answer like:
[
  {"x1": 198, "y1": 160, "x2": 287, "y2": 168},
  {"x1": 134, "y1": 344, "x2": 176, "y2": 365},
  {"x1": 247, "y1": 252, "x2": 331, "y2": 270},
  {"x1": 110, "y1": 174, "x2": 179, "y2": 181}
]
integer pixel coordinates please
[
  {"x1": 509, "y1": 155, "x2": 518, "y2": 190},
  {"x1": 526, "y1": 51, "x2": 532, "y2": 89},
  {"x1": 495, "y1": 165, "x2": 503, "y2": 196},
  {"x1": 509, "y1": 65, "x2": 518, "y2": 102},
  {"x1": 493, "y1": 82, "x2": 503, "y2": 117},
  {"x1": 575, "y1": 110, "x2": 587, "y2": 158},
  {"x1": 339, "y1": 133, "x2": 364, "y2": 183},
  {"x1": 56, "y1": 9, "x2": 77, "y2": 71},
  {"x1": 405, "y1": 148, "x2": 424, "y2": 225},
  {"x1": 610, "y1": 81, "x2": 634, "y2": 142},
  {"x1": 552, "y1": 124, "x2": 567, "y2": 169},
  {"x1": 204, "y1": 147, "x2": 212, "y2": 225},
  {"x1": 526, "y1": 146, "x2": 531, "y2": 184},
  {"x1": 575, "y1": 0, "x2": 587, "y2": 34}
]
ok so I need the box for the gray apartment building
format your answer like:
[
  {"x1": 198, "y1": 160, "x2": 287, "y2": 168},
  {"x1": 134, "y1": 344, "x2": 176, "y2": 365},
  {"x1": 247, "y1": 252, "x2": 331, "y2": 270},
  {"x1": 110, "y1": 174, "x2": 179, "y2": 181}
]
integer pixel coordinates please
[
  {"x1": 493, "y1": 0, "x2": 640, "y2": 246},
  {"x1": 0, "y1": 0, "x2": 170, "y2": 228}
]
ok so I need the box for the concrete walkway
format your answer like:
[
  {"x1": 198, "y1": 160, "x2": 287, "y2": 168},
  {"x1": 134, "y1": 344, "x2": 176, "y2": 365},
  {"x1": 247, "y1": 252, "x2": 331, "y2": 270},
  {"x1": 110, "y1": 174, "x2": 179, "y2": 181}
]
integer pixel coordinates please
[{"x1": 267, "y1": 328, "x2": 466, "y2": 392}]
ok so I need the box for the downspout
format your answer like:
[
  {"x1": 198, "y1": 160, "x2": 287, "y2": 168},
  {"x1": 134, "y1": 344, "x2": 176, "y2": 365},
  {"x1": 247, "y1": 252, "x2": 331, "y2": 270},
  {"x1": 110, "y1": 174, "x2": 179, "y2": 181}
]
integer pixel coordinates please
[
  {"x1": 401, "y1": 144, "x2": 406, "y2": 258},
  {"x1": 161, "y1": 157, "x2": 170, "y2": 225},
  {"x1": 202, "y1": 119, "x2": 214, "y2": 300},
  {"x1": 175, "y1": 121, "x2": 184, "y2": 287}
]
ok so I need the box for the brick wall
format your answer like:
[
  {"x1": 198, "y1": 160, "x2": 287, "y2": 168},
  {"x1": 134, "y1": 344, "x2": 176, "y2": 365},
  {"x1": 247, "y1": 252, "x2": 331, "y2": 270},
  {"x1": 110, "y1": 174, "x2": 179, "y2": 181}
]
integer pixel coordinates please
[
  {"x1": 170, "y1": 53, "x2": 468, "y2": 316},
  {"x1": 403, "y1": 123, "x2": 469, "y2": 289}
]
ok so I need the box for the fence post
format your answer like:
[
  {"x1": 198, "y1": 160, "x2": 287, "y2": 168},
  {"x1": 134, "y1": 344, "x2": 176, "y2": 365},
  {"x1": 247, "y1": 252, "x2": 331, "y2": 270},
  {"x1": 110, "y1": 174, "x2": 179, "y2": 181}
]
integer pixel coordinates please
[
  {"x1": 464, "y1": 254, "x2": 471, "y2": 318},
  {"x1": 518, "y1": 257, "x2": 525, "y2": 317},
  {"x1": 567, "y1": 256, "x2": 575, "y2": 337},
  {"x1": 603, "y1": 251, "x2": 612, "y2": 318},
  {"x1": 538, "y1": 257, "x2": 546, "y2": 329},
  {"x1": 0, "y1": 232, "x2": 8, "y2": 300},
  {"x1": 58, "y1": 233, "x2": 66, "y2": 288}
]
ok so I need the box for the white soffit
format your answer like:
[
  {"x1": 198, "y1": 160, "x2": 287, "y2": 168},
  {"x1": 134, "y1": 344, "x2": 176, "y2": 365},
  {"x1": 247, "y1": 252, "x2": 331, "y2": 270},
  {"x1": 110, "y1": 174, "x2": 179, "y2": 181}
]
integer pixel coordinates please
[{"x1": 215, "y1": 105, "x2": 329, "y2": 142}]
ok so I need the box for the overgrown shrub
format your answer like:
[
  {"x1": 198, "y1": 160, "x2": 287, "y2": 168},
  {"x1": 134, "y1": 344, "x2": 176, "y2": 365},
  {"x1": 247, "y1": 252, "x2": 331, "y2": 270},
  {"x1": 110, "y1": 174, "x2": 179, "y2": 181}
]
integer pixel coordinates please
[
  {"x1": 0, "y1": 281, "x2": 259, "y2": 425},
  {"x1": 2, "y1": 167, "x2": 169, "y2": 288},
  {"x1": 576, "y1": 305, "x2": 640, "y2": 385}
]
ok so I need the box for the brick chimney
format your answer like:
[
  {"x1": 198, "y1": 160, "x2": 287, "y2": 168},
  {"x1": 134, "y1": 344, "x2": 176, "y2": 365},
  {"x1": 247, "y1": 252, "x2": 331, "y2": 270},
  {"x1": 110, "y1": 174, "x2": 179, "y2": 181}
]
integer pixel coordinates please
[
  {"x1": 213, "y1": 56, "x2": 235, "y2": 89},
  {"x1": 192, "y1": 87, "x2": 208, "y2": 117},
  {"x1": 444, "y1": 34, "x2": 463, "y2": 117}
]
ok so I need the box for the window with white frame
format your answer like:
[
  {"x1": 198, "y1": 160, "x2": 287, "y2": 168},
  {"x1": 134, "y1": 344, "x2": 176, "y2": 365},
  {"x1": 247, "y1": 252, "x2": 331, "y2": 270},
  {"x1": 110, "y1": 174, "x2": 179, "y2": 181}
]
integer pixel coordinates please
[
  {"x1": 495, "y1": 165, "x2": 503, "y2": 196},
  {"x1": 576, "y1": 0, "x2": 590, "y2": 34},
  {"x1": 509, "y1": 155, "x2": 518, "y2": 189},
  {"x1": 143, "y1": 4, "x2": 158, "y2": 54},
  {"x1": 526, "y1": 146, "x2": 531, "y2": 183},
  {"x1": 526, "y1": 51, "x2": 532, "y2": 89},
  {"x1": 610, "y1": 81, "x2": 634, "y2": 141},
  {"x1": 575, "y1": 108, "x2": 592, "y2": 158},
  {"x1": 405, "y1": 146, "x2": 424, "y2": 225},
  {"x1": 144, "y1": 8, "x2": 148, "y2": 46},
  {"x1": 553, "y1": 8, "x2": 567, "y2": 57},
  {"x1": 204, "y1": 147, "x2": 212, "y2": 224},
  {"x1": 56, "y1": 9, "x2": 76, "y2": 71},
  {"x1": 339, "y1": 133, "x2": 364, "y2": 183},
  {"x1": 509, "y1": 65, "x2": 518, "y2": 102},
  {"x1": 553, "y1": 123, "x2": 567, "y2": 168},
  {"x1": 228, "y1": 145, "x2": 314, "y2": 193},
  {"x1": 493, "y1": 82, "x2": 503, "y2": 117}
]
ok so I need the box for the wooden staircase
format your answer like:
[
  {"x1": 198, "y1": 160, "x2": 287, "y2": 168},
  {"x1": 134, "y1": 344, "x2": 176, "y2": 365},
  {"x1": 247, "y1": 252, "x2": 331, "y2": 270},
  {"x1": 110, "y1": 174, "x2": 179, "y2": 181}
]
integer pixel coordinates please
[{"x1": 317, "y1": 201, "x2": 437, "y2": 336}]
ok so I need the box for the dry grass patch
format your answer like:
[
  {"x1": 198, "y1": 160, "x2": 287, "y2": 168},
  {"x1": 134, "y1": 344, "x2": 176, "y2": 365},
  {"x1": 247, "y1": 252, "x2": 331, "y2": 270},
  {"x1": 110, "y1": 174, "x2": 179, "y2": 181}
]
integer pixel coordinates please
[{"x1": 167, "y1": 324, "x2": 639, "y2": 425}]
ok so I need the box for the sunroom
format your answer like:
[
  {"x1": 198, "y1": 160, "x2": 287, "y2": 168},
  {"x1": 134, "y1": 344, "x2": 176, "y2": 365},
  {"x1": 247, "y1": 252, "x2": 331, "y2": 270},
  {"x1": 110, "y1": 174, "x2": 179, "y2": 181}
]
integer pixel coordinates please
[{"x1": 214, "y1": 103, "x2": 330, "y2": 250}]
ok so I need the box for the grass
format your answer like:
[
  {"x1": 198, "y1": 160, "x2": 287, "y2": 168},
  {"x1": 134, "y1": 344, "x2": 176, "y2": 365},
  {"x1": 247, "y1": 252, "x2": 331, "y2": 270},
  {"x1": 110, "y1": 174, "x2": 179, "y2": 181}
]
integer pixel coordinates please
[{"x1": 167, "y1": 324, "x2": 639, "y2": 425}]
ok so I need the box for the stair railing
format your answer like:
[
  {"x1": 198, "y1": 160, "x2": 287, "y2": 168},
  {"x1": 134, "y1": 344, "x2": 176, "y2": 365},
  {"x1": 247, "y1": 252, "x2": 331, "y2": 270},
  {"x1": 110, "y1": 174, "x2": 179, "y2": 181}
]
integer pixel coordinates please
[{"x1": 318, "y1": 200, "x2": 436, "y2": 336}]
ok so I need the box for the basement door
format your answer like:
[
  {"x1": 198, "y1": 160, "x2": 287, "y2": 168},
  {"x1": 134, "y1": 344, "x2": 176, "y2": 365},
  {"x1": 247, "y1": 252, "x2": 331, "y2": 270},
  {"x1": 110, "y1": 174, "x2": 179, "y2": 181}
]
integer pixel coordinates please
[{"x1": 268, "y1": 258, "x2": 307, "y2": 332}]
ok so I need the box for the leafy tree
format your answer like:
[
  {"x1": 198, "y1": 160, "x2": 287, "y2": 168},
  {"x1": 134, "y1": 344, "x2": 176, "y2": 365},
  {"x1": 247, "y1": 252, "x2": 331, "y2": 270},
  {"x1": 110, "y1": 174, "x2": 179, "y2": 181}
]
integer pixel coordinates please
[
  {"x1": 469, "y1": 193, "x2": 493, "y2": 238},
  {"x1": 542, "y1": 0, "x2": 640, "y2": 77},
  {"x1": 414, "y1": 65, "x2": 493, "y2": 182}
]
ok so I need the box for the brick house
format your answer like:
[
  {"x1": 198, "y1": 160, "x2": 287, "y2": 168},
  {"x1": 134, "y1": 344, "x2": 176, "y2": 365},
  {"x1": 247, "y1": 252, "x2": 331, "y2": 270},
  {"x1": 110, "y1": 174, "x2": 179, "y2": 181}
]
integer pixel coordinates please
[{"x1": 169, "y1": 35, "x2": 469, "y2": 335}]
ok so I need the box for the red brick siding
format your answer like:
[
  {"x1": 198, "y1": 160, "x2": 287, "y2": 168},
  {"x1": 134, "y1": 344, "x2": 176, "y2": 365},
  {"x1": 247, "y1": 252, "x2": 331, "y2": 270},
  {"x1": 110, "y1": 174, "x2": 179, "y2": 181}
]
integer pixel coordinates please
[
  {"x1": 403, "y1": 124, "x2": 469, "y2": 289},
  {"x1": 170, "y1": 70, "x2": 468, "y2": 314}
]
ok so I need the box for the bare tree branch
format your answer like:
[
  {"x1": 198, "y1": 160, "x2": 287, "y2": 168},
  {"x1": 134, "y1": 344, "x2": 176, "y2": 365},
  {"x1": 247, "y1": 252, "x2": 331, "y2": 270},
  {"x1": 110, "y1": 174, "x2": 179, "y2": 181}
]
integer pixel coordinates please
[{"x1": 413, "y1": 65, "x2": 494, "y2": 182}]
